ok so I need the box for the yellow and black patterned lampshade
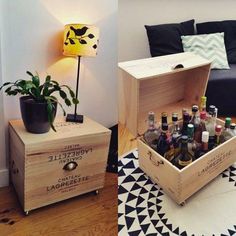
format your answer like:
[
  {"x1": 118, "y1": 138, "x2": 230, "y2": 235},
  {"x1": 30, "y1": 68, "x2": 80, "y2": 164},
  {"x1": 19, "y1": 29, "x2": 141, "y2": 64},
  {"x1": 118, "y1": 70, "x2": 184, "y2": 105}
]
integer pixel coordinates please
[{"x1": 63, "y1": 24, "x2": 99, "y2": 57}]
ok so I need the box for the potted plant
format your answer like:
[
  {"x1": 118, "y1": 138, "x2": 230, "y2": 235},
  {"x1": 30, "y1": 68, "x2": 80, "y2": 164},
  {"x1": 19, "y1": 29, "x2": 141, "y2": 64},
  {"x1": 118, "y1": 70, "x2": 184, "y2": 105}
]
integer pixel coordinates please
[{"x1": 0, "y1": 71, "x2": 79, "y2": 133}]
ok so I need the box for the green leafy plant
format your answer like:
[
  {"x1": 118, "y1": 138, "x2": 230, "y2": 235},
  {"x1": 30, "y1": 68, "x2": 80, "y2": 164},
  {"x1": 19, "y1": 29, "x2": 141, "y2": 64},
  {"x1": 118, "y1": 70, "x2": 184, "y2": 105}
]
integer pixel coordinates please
[{"x1": 0, "y1": 71, "x2": 79, "y2": 131}]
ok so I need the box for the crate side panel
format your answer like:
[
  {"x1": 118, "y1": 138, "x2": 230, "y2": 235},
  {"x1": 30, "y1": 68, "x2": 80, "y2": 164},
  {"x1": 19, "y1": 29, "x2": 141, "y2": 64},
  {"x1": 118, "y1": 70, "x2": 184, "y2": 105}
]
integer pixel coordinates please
[
  {"x1": 180, "y1": 137, "x2": 236, "y2": 203},
  {"x1": 138, "y1": 139, "x2": 181, "y2": 203}
]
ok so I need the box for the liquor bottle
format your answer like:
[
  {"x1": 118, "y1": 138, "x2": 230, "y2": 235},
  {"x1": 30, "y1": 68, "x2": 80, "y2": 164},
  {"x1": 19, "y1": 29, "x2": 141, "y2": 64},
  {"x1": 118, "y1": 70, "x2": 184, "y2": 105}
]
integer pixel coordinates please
[
  {"x1": 187, "y1": 124, "x2": 196, "y2": 158},
  {"x1": 222, "y1": 117, "x2": 233, "y2": 141},
  {"x1": 205, "y1": 105, "x2": 217, "y2": 138},
  {"x1": 144, "y1": 112, "x2": 160, "y2": 149},
  {"x1": 214, "y1": 125, "x2": 223, "y2": 147},
  {"x1": 229, "y1": 123, "x2": 236, "y2": 137},
  {"x1": 171, "y1": 113, "x2": 181, "y2": 157},
  {"x1": 200, "y1": 96, "x2": 207, "y2": 112},
  {"x1": 200, "y1": 131, "x2": 209, "y2": 156},
  {"x1": 174, "y1": 135, "x2": 193, "y2": 170},
  {"x1": 182, "y1": 112, "x2": 190, "y2": 135},
  {"x1": 156, "y1": 123, "x2": 174, "y2": 162},
  {"x1": 190, "y1": 105, "x2": 201, "y2": 142}
]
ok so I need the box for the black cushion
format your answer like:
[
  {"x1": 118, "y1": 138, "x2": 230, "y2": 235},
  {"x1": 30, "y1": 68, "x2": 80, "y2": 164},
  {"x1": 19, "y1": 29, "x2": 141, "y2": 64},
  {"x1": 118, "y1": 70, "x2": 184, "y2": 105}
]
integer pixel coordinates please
[
  {"x1": 206, "y1": 64, "x2": 236, "y2": 115},
  {"x1": 145, "y1": 19, "x2": 195, "y2": 57},
  {"x1": 197, "y1": 21, "x2": 236, "y2": 64}
]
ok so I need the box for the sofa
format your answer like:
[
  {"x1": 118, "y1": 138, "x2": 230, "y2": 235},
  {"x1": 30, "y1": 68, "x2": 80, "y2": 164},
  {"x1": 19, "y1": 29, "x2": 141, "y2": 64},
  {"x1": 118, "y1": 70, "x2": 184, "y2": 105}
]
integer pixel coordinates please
[{"x1": 145, "y1": 20, "x2": 236, "y2": 116}]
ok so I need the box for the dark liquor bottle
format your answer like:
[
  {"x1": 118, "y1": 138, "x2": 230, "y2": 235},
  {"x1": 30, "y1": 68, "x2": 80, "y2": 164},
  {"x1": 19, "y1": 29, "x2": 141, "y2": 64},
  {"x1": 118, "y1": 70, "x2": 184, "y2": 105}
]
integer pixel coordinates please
[
  {"x1": 214, "y1": 125, "x2": 223, "y2": 147},
  {"x1": 198, "y1": 131, "x2": 209, "y2": 157},
  {"x1": 174, "y1": 136, "x2": 193, "y2": 170},
  {"x1": 194, "y1": 111, "x2": 207, "y2": 143},
  {"x1": 190, "y1": 105, "x2": 201, "y2": 142},
  {"x1": 200, "y1": 96, "x2": 207, "y2": 112},
  {"x1": 156, "y1": 123, "x2": 174, "y2": 162},
  {"x1": 144, "y1": 112, "x2": 159, "y2": 149},
  {"x1": 187, "y1": 124, "x2": 197, "y2": 158},
  {"x1": 171, "y1": 113, "x2": 181, "y2": 157},
  {"x1": 182, "y1": 112, "x2": 190, "y2": 135}
]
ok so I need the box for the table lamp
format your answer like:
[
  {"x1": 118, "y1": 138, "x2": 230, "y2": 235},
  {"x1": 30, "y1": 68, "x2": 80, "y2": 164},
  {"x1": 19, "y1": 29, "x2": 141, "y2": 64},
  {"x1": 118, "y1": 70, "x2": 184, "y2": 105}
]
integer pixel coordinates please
[{"x1": 63, "y1": 23, "x2": 99, "y2": 123}]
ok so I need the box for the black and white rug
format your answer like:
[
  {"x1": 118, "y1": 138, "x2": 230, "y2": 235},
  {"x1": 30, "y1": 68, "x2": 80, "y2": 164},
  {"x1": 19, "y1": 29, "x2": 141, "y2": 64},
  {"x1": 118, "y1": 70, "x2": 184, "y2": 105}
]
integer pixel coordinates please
[{"x1": 118, "y1": 150, "x2": 236, "y2": 236}]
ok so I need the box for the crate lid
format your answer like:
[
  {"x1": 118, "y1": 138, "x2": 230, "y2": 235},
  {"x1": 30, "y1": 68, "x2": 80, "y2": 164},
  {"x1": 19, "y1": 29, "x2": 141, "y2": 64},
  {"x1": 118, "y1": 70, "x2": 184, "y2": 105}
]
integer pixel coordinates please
[
  {"x1": 118, "y1": 52, "x2": 211, "y2": 136},
  {"x1": 9, "y1": 116, "x2": 111, "y2": 146},
  {"x1": 118, "y1": 52, "x2": 211, "y2": 80}
]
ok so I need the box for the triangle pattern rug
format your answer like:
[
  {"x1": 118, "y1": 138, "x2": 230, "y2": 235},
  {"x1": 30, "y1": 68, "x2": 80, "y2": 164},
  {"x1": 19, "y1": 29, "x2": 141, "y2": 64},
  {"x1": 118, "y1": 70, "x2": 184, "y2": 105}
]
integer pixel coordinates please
[{"x1": 118, "y1": 150, "x2": 236, "y2": 236}]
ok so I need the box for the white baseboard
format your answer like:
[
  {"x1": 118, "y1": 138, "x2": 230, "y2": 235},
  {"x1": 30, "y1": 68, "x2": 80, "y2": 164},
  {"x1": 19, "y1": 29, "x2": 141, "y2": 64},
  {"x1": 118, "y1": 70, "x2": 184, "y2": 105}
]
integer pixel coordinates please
[{"x1": 0, "y1": 168, "x2": 9, "y2": 187}]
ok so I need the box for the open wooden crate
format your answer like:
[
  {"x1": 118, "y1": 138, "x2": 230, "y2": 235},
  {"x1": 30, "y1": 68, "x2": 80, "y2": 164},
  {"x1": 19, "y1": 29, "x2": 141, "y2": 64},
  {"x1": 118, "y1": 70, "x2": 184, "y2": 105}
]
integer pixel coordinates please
[{"x1": 118, "y1": 52, "x2": 236, "y2": 204}]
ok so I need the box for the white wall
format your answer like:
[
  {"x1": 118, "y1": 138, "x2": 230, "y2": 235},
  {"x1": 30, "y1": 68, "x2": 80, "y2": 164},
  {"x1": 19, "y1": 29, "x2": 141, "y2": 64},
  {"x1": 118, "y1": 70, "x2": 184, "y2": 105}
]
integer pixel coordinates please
[
  {"x1": 119, "y1": 0, "x2": 236, "y2": 62},
  {"x1": 0, "y1": 0, "x2": 117, "y2": 187}
]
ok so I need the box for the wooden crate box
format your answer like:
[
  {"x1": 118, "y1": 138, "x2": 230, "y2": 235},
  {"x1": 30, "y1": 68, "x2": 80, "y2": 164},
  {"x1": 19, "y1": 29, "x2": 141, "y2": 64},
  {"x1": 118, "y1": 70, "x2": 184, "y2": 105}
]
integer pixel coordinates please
[
  {"x1": 9, "y1": 116, "x2": 111, "y2": 214},
  {"x1": 118, "y1": 52, "x2": 236, "y2": 204}
]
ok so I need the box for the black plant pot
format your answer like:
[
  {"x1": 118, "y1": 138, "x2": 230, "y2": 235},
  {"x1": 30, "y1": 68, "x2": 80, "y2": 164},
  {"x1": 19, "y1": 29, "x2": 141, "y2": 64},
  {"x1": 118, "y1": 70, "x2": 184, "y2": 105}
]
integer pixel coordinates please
[{"x1": 20, "y1": 96, "x2": 57, "y2": 134}]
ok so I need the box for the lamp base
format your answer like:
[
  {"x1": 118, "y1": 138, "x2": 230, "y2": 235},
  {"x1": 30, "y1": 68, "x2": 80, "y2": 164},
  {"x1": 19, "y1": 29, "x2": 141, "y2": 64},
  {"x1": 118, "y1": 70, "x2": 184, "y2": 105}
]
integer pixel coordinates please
[{"x1": 66, "y1": 114, "x2": 84, "y2": 123}]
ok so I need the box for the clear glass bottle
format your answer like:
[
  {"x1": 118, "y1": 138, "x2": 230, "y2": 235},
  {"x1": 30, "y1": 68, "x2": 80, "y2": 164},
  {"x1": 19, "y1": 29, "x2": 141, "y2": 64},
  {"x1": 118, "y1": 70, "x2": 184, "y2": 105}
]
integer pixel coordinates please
[
  {"x1": 156, "y1": 123, "x2": 174, "y2": 162},
  {"x1": 214, "y1": 125, "x2": 223, "y2": 147},
  {"x1": 205, "y1": 105, "x2": 217, "y2": 138},
  {"x1": 174, "y1": 135, "x2": 193, "y2": 170},
  {"x1": 200, "y1": 96, "x2": 207, "y2": 112},
  {"x1": 222, "y1": 117, "x2": 233, "y2": 141},
  {"x1": 190, "y1": 105, "x2": 201, "y2": 142},
  {"x1": 143, "y1": 112, "x2": 159, "y2": 150},
  {"x1": 229, "y1": 123, "x2": 236, "y2": 137}
]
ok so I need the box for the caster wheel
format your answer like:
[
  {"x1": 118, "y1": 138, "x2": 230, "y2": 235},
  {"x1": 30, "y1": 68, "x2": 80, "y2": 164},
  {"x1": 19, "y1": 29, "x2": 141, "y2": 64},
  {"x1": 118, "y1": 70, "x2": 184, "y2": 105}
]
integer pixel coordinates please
[
  {"x1": 25, "y1": 211, "x2": 29, "y2": 216},
  {"x1": 180, "y1": 202, "x2": 186, "y2": 206},
  {"x1": 95, "y1": 190, "x2": 99, "y2": 195}
]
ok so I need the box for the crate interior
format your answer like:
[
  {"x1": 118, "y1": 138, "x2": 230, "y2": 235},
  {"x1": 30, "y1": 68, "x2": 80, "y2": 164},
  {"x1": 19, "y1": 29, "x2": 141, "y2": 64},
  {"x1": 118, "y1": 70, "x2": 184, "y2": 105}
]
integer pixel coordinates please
[{"x1": 138, "y1": 65, "x2": 210, "y2": 135}]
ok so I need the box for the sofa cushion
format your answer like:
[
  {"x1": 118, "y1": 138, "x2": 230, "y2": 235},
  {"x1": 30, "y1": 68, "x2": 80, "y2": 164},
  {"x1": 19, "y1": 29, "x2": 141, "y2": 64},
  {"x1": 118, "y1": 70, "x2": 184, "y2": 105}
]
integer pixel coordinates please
[
  {"x1": 197, "y1": 20, "x2": 236, "y2": 64},
  {"x1": 181, "y1": 33, "x2": 229, "y2": 69},
  {"x1": 206, "y1": 64, "x2": 236, "y2": 115},
  {"x1": 145, "y1": 19, "x2": 195, "y2": 57}
]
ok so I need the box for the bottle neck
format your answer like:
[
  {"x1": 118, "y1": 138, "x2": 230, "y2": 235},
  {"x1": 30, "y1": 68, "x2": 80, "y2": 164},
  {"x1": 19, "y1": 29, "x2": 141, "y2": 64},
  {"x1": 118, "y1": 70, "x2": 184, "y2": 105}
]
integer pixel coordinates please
[{"x1": 202, "y1": 141, "x2": 208, "y2": 151}]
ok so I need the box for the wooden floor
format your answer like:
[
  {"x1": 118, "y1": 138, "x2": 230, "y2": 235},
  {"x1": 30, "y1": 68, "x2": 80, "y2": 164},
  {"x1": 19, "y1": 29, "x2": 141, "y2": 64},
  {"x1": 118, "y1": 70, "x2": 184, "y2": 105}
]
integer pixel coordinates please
[{"x1": 0, "y1": 172, "x2": 117, "y2": 236}]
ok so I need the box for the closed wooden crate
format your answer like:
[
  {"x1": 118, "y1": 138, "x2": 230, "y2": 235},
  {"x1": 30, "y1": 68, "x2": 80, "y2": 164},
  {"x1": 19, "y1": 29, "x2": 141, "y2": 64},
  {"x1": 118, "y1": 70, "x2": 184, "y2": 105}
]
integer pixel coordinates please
[
  {"x1": 9, "y1": 116, "x2": 111, "y2": 213},
  {"x1": 118, "y1": 52, "x2": 236, "y2": 204}
]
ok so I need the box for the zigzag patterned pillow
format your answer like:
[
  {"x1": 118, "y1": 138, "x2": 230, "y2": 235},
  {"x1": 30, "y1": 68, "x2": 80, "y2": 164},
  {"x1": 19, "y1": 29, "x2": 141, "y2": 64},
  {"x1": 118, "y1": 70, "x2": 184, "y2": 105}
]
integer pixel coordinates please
[{"x1": 181, "y1": 33, "x2": 230, "y2": 69}]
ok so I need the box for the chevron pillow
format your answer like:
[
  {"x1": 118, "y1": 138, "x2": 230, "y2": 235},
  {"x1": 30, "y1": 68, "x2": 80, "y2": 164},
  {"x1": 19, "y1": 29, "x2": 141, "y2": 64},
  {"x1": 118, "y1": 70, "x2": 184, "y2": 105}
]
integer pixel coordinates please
[{"x1": 181, "y1": 33, "x2": 230, "y2": 69}]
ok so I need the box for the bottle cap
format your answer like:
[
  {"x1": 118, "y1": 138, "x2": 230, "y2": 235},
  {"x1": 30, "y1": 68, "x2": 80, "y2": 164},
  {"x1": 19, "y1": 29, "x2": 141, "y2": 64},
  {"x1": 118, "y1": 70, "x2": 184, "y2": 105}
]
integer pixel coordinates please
[
  {"x1": 187, "y1": 124, "x2": 194, "y2": 137},
  {"x1": 192, "y1": 105, "x2": 199, "y2": 112},
  {"x1": 225, "y1": 117, "x2": 231, "y2": 128},
  {"x1": 172, "y1": 112, "x2": 178, "y2": 122},
  {"x1": 200, "y1": 111, "x2": 207, "y2": 120},
  {"x1": 181, "y1": 135, "x2": 188, "y2": 143},
  {"x1": 215, "y1": 125, "x2": 222, "y2": 133},
  {"x1": 209, "y1": 105, "x2": 216, "y2": 114},
  {"x1": 148, "y1": 111, "x2": 155, "y2": 121},
  {"x1": 201, "y1": 96, "x2": 207, "y2": 102},
  {"x1": 230, "y1": 123, "x2": 236, "y2": 130},
  {"x1": 161, "y1": 112, "x2": 167, "y2": 117},
  {"x1": 183, "y1": 112, "x2": 190, "y2": 121},
  {"x1": 162, "y1": 123, "x2": 168, "y2": 131},
  {"x1": 202, "y1": 131, "x2": 209, "y2": 143}
]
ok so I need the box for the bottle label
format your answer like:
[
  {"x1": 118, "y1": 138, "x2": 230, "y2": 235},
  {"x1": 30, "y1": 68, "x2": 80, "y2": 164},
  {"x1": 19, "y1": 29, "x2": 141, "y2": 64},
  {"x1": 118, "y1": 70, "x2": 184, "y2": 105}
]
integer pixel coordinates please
[{"x1": 179, "y1": 159, "x2": 192, "y2": 166}]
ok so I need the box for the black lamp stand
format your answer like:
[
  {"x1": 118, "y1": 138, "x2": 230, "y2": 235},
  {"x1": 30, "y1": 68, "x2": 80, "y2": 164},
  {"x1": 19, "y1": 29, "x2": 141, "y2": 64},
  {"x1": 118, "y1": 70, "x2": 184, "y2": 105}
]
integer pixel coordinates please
[{"x1": 66, "y1": 56, "x2": 84, "y2": 123}]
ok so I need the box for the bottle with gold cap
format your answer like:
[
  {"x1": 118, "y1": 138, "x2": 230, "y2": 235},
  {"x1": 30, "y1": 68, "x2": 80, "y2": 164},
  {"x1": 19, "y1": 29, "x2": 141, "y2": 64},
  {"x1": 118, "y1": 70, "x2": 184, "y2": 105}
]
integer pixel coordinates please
[{"x1": 200, "y1": 96, "x2": 207, "y2": 112}]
